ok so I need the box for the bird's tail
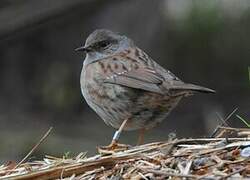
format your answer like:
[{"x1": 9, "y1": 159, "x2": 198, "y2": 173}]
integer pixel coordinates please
[{"x1": 169, "y1": 83, "x2": 215, "y2": 93}]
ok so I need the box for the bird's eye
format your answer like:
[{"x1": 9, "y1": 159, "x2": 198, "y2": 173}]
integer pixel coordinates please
[{"x1": 98, "y1": 41, "x2": 110, "y2": 48}]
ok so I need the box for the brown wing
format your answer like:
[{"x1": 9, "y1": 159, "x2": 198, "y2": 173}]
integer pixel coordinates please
[
  {"x1": 102, "y1": 48, "x2": 169, "y2": 94},
  {"x1": 104, "y1": 67, "x2": 165, "y2": 94},
  {"x1": 103, "y1": 48, "x2": 215, "y2": 94}
]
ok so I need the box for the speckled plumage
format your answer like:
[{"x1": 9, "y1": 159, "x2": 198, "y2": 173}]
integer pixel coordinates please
[{"x1": 78, "y1": 29, "x2": 215, "y2": 131}]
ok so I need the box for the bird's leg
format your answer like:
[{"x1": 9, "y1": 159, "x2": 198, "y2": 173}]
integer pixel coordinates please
[
  {"x1": 109, "y1": 118, "x2": 128, "y2": 147},
  {"x1": 98, "y1": 119, "x2": 130, "y2": 153},
  {"x1": 137, "y1": 128, "x2": 145, "y2": 145}
]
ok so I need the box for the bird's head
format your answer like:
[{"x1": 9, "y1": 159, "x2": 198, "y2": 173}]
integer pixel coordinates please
[{"x1": 75, "y1": 29, "x2": 135, "y2": 65}]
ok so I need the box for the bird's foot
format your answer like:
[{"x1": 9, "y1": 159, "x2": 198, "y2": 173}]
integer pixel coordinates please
[{"x1": 97, "y1": 140, "x2": 130, "y2": 154}]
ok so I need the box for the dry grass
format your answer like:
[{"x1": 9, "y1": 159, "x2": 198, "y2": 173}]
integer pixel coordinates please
[{"x1": 1, "y1": 126, "x2": 250, "y2": 179}]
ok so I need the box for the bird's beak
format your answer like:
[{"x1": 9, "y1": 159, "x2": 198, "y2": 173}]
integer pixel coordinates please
[{"x1": 75, "y1": 45, "x2": 91, "y2": 53}]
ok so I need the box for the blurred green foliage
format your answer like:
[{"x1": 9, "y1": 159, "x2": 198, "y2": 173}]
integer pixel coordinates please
[{"x1": 236, "y1": 115, "x2": 250, "y2": 128}]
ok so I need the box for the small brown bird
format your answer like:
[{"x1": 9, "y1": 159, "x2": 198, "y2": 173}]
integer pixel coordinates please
[{"x1": 76, "y1": 29, "x2": 215, "y2": 150}]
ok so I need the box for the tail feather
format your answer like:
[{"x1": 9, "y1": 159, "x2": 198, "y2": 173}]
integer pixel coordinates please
[{"x1": 169, "y1": 83, "x2": 215, "y2": 93}]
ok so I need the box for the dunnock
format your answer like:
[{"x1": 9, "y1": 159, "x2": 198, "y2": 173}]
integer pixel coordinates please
[{"x1": 76, "y1": 29, "x2": 215, "y2": 150}]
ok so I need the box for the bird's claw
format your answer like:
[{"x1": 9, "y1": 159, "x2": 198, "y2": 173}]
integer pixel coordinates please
[{"x1": 97, "y1": 141, "x2": 130, "y2": 154}]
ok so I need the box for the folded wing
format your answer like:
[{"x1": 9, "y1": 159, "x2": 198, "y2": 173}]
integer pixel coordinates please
[
  {"x1": 103, "y1": 49, "x2": 215, "y2": 94},
  {"x1": 104, "y1": 67, "x2": 165, "y2": 94}
]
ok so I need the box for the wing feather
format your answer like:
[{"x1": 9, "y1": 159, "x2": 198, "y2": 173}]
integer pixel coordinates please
[
  {"x1": 102, "y1": 48, "x2": 214, "y2": 95},
  {"x1": 104, "y1": 67, "x2": 165, "y2": 94}
]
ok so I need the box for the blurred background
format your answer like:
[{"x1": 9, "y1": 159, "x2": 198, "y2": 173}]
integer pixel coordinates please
[{"x1": 0, "y1": 0, "x2": 249, "y2": 162}]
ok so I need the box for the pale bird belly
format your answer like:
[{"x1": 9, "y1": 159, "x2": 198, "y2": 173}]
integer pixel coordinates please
[
  {"x1": 82, "y1": 80, "x2": 130, "y2": 128},
  {"x1": 81, "y1": 65, "x2": 183, "y2": 131},
  {"x1": 83, "y1": 82, "x2": 182, "y2": 130}
]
